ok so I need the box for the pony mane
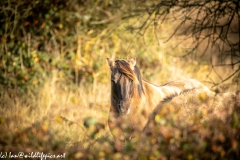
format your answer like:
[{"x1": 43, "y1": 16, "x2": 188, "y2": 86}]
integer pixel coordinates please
[
  {"x1": 115, "y1": 60, "x2": 144, "y2": 96},
  {"x1": 160, "y1": 88, "x2": 196, "y2": 104},
  {"x1": 115, "y1": 60, "x2": 138, "y2": 83}
]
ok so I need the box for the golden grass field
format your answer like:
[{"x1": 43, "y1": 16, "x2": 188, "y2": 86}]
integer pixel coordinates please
[
  {"x1": 0, "y1": 59, "x2": 239, "y2": 159},
  {"x1": 0, "y1": 14, "x2": 239, "y2": 159}
]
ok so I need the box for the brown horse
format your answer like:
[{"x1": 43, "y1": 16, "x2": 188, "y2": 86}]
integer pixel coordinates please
[{"x1": 107, "y1": 58, "x2": 211, "y2": 140}]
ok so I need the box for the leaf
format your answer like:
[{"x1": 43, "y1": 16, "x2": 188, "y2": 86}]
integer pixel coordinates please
[
  {"x1": 83, "y1": 117, "x2": 97, "y2": 128},
  {"x1": 198, "y1": 92, "x2": 207, "y2": 101},
  {"x1": 54, "y1": 115, "x2": 63, "y2": 124},
  {"x1": 0, "y1": 118, "x2": 5, "y2": 124}
]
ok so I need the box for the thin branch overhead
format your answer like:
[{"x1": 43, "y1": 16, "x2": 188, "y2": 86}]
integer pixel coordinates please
[{"x1": 121, "y1": 0, "x2": 240, "y2": 86}]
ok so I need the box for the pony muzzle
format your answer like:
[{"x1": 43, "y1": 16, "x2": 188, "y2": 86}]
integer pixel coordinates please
[{"x1": 118, "y1": 100, "x2": 131, "y2": 115}]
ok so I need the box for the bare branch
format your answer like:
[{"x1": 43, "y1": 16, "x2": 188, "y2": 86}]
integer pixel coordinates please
[{"x1": 121, "y1": 0, "x2": 239, "y2": 86}]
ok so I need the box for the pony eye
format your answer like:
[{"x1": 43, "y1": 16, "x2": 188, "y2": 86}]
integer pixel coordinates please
[
  {"x1": 111, "y1": 73, "x2": 122, "y2": 83},
  {"x1": 111, "y1": 75, "x2": 116, "y2": 83},
  {"x1": 111, "y1": 76, "x2": 118, "y2": 83},
  {"x1": 111, "y1": 79, "x2": 116, "y2": 84}
]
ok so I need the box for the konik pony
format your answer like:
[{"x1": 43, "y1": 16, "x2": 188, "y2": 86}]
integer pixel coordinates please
[{"x1": 107, "y1": 58, "x2": 211, "y2": 140}]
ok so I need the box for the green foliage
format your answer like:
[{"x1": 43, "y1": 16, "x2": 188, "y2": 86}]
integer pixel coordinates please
[
  {"x1": 0, "y1": 0, "x2": 125, "y2": 92},
  {"x1": 0, "y1": 0, "x2": 190, "y2": 93}
]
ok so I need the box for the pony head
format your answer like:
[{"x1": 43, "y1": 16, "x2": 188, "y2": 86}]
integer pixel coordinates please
[{"x1": 107, "y1": 58, "x2": 144, "y2": 115}]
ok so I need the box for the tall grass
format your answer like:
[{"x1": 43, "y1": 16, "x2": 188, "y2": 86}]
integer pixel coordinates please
[
  {"x1": 0, "y1": 12, "x2": 238, "y2": 158},
  {"x1": 0, "y1": 54, "x2": 239, "y2": 159},
  {"x1": 0, "y1": 70, "x2": 111, "y2": 148}
]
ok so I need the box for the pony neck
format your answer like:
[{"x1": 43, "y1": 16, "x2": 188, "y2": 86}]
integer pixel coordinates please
[{"x1": 140, "y1": 80, "x2": 166, "y2": 111}]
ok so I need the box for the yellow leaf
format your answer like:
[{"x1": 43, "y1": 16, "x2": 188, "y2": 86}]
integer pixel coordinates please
[
  {"x1": 54, "y1": 115, "x2": 63, "y2": 124},
  {"x1": 198, "y1": 92, "x2": 207, "y2": 101},
  {"x1": 70, "y1": 96, "x2": 79, "y2": 104},
  {"x1": 87, "y1": 30, "x2": 94, "y2": 35},
  {"x1": 41, "y1": 124, "x2": 48, "y2": 133},
  {"x1": 84, "y1": 42, "x2": 90, "y2": 52},
  {"x1": 155, "y1": 115, "x2": 161, "y2": 123},
  {"x1": 0, "y1": 118, "x2": 5, "y2": 124}
]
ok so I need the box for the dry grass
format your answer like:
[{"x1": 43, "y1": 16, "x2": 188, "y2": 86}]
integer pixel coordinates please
[
  {"x1": 0, "y1": 71, "x2": 112, "y2": 148},
  {"x1": 0, "y1": 13, "x2": 238, "y2": 158},
  {"x1": 0, "y1": 57, "x2": 239, "y2": 159}
]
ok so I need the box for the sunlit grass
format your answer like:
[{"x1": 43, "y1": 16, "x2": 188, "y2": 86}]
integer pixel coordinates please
[
  {"x1": 0, "y1": 13, "x2": 238, "y2": 159},
  {"x1": 0, "y1": 44, "x2": 236, "y2": 141},
  {"x1": 0, "y1": 54, "x2": 239, "y2": 159},
  {"x1": 0, "y1": 71, "x2": 111, "y2": 147}
]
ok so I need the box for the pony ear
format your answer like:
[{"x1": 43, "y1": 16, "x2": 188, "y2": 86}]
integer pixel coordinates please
[
  {"x1": 107, "y1": 58, "x2": 115, "y2": 68},
  {"x1": 128, "y1": 57, "x2": 136, "y2": 70}
]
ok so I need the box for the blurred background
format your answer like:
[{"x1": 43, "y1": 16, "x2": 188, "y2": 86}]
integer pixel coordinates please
[{"x1": 0, "y1": 0, "x2": 239, "y2": 158}]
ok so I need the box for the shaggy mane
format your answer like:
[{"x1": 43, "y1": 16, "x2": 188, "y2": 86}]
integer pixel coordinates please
[
  {"x1": 115, "y1": 60, "x2": 138, "y2": 83},
  {"x1": 115, "y1": 60, "x2": 144, "y2": 96}
]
